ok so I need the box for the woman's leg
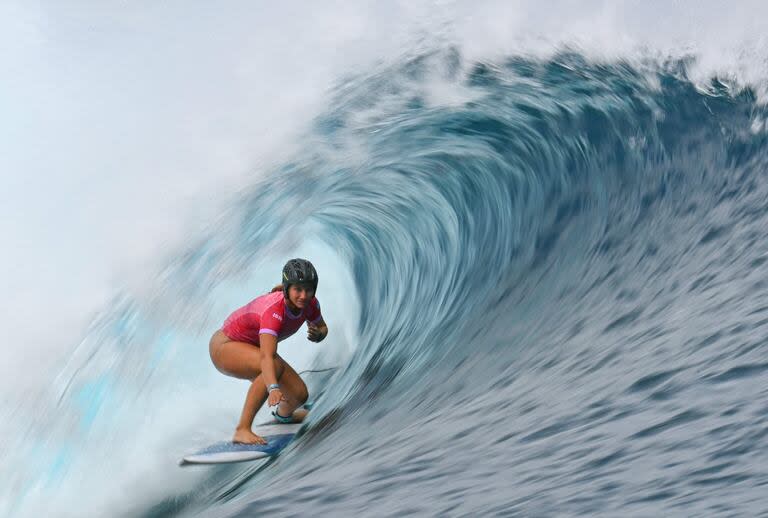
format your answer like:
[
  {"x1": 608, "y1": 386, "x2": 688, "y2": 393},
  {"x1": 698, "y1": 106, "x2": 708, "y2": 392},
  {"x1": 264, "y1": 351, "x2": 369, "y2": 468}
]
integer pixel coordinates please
[
  {"x1": 209, "y1": 331, "x2": 287, "y2": 443},
  {"x1": 273, "y1": 360, "x2": 310, "y2": 421},
  {"x1": 209, "y1": 330, "x2": 270, "y2": 380}
]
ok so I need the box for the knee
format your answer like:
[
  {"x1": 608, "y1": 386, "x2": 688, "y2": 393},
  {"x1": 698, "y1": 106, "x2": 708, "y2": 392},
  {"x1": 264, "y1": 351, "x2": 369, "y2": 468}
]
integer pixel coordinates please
[{"x1": 295, "y1": 384, "x2": 309, "y2": 405}]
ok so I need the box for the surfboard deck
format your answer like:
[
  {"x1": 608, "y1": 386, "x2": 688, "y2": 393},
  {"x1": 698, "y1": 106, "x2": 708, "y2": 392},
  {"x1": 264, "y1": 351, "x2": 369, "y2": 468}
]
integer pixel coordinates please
[{"x1": 180, "y1": 422, "x2": 302, "y2": 466}]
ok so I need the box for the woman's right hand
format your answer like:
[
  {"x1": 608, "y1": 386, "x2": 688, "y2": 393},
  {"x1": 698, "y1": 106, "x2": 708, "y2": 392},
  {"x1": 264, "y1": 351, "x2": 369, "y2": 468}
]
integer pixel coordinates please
[{"x1": 268, "y1": 388, "x2": 283, "y2": 407}]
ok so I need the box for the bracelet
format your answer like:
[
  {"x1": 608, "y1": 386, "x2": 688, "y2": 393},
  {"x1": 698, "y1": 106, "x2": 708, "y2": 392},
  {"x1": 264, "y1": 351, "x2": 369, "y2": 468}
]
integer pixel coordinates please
[{"x1": 267, "y1": 384, "x2": 280, "y2": 392}]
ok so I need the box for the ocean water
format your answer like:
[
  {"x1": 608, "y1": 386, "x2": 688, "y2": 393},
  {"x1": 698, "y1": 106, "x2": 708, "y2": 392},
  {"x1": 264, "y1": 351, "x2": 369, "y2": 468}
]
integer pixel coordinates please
[{"x1": 4, "y1": 5, "x2": 768, "y2": 518}]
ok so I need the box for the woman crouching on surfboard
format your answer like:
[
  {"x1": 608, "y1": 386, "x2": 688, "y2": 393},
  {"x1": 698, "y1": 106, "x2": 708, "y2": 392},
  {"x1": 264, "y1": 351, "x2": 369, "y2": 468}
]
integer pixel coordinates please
[{"x1": 209, "y1": 258, "x2": 328, "y2": 444}]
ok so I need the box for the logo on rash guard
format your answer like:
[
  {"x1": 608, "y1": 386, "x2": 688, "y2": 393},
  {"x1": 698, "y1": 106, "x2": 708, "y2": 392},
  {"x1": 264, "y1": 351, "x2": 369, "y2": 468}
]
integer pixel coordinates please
[{"x1": 272, "y1": 313, "x2": 283, "y2": 321}]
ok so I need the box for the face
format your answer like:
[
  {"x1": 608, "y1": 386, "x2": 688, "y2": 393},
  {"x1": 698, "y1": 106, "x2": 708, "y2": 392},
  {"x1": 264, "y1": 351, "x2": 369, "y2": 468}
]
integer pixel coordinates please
[{"x1": 287, "y1": 283, "x2": 315, "y2": 308}]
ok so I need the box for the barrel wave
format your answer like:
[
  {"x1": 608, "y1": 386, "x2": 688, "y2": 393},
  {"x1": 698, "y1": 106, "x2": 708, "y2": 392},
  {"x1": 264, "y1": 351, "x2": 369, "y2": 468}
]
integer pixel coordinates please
[{"x1": 7, "y1": 51, "x2": 768, "y2": 517}]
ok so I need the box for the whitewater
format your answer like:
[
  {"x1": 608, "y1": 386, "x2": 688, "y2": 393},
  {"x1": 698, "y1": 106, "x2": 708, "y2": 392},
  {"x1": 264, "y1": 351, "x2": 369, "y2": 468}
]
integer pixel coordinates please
[{"x1": 3, "y1": 2, "x2": 768, "y2": 517}]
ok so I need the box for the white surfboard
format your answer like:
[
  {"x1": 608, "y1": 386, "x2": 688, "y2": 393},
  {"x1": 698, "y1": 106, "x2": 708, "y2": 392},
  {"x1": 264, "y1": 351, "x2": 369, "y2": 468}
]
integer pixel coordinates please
[{"x1": 180, "y1": 422, "x2": 302, "y2": 466}]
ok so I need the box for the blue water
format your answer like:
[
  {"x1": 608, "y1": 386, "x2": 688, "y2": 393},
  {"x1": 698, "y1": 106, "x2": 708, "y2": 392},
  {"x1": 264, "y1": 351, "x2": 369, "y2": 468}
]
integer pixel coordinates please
[{"x1": 9, "y1": 50, "x2": 768, "y2": 516}]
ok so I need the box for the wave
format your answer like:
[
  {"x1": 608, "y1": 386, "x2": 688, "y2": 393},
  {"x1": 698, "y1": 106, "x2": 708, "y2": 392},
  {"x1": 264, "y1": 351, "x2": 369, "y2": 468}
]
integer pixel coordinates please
[{"x1": 5, "y1": 49, "x2": 768, "y2": 517}]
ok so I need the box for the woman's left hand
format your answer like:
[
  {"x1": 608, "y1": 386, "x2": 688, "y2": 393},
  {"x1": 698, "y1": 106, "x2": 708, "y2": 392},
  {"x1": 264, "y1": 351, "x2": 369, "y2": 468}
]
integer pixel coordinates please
[
  {"x1": 268, "y1": 388, "x2": 283, "y2": 407},
  {"x1": 307, "y1": 323, "x2": 327, "y2": 342}
]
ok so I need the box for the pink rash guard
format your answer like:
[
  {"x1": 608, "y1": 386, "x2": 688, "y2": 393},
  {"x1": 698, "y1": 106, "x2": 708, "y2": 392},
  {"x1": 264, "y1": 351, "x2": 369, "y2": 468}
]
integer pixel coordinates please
[{"x1": 221, "y1": 291, "x2": 323, "y2": 345}]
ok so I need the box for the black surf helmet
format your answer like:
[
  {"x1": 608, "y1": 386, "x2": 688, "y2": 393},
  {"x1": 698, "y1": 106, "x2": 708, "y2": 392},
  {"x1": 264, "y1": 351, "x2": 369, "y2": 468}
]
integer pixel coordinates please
[{"x1": 282, "y1": 258, "x2": 318, "y2": 298}]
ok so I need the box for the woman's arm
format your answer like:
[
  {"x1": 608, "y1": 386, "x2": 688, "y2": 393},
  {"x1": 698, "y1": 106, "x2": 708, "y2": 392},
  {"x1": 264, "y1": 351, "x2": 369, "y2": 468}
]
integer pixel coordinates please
[{"x1": 259, "y1": 333, "x2": 283, "y2": 405}]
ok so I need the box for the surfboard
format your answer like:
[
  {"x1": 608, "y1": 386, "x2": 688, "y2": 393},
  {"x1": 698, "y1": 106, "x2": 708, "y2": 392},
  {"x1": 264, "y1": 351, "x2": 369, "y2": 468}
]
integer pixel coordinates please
[{"x1": 180, "y1": 422, "x2": 302, "y2": 466}]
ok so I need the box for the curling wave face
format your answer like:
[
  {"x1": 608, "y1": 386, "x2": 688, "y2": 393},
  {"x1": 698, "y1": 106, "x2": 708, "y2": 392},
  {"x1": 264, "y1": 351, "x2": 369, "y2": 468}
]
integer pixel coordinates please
[
  {"x1": 7, "y1": 50, "x2": 768, "y2": 517},
  {"x1": 220, "y1": 52, "x2": 768, "y2": 517}
]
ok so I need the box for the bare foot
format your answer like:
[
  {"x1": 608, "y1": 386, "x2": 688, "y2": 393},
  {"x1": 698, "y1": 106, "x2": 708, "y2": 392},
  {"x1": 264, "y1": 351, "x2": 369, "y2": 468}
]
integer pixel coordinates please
[
  {"x1": 291, "y1": 408, "x2": 309, "y2": 422},
  {"x1": 233, "y1": 428, "x2": 266, "y2": 445}
]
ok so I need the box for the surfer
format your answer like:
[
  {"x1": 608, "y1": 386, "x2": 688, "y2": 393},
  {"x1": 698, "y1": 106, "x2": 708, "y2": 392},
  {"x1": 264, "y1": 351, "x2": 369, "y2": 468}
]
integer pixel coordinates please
[{"x1": 209, "y1": 258, "x2": 328, "y2": 445}]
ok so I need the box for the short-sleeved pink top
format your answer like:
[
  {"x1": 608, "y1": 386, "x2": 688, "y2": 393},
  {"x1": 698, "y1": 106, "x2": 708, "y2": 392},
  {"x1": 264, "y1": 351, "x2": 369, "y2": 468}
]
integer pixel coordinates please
[{"x1": 221, "y1": 291, "x2": 322, "y2": 345}]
